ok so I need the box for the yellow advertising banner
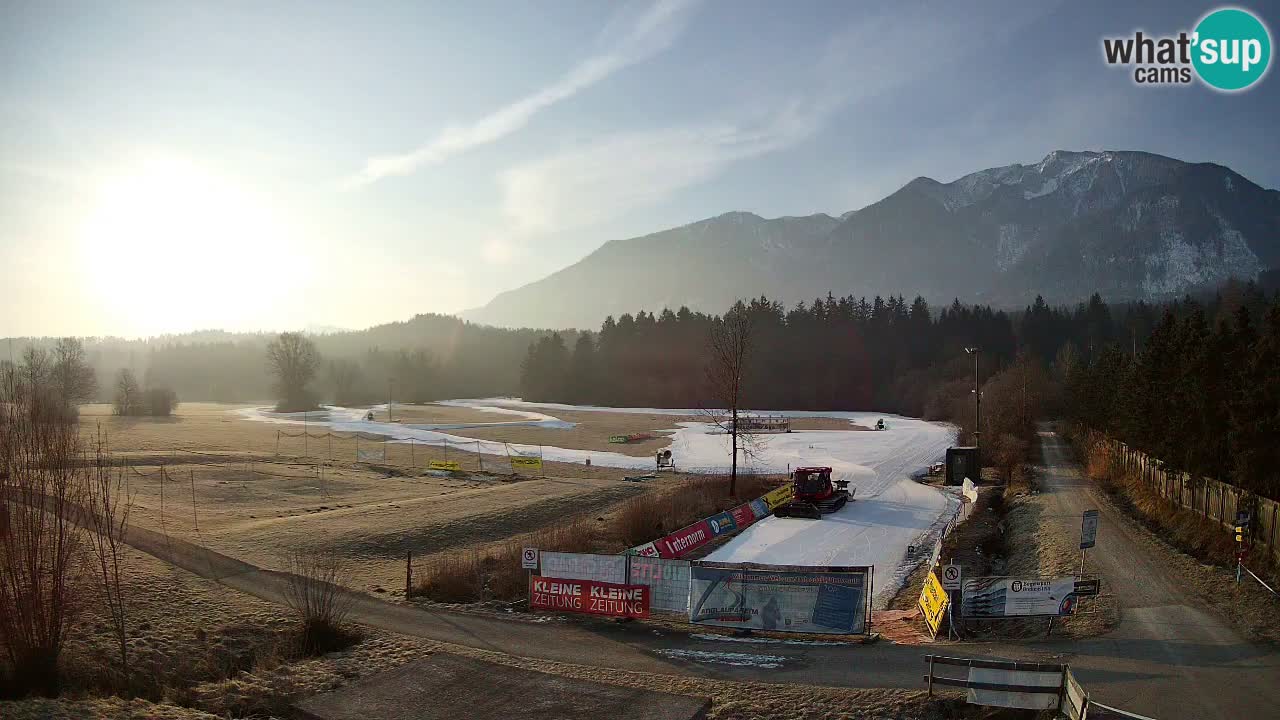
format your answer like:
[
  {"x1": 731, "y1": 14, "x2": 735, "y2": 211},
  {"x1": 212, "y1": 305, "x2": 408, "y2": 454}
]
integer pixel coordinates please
[
  {"x1": 429, "y1": 460, "x2": 461, "y2": 471},
  {"x1": 762, "y1": 484, "x2": 795, "y2": 510},
  {"x1": 918, "y1": 569, "x2": 949, "y2": 637},
  {"x1": 511, "y1": 456, "x2": 543, "y2": 469}
]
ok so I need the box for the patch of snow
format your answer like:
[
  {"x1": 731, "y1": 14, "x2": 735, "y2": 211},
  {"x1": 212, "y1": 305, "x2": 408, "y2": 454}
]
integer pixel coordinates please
[
  {"x1": 1141, "y1": 202, "x2": 1263, "y2": 295},
  {"x1": 653, "y1": 649, "x2": 786, "y2": 668},
  {"x1": 689, "y1": 633, "x2": 853, "y2": 647},
  {"x1": 1225, "y1": 175, "x2": 1235, "y2": 192},
  {"x1": 1023, "y1": 177, "x2": 1058, "y2": 200}
]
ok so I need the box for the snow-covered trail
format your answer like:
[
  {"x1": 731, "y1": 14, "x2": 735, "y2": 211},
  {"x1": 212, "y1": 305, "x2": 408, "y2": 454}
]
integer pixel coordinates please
[
  {"x1": 238, "y1": 399, "x2": 957, "y2": 597},
  {"x1": 237, "y1": 404, "x2": 657, "y2": 469}
]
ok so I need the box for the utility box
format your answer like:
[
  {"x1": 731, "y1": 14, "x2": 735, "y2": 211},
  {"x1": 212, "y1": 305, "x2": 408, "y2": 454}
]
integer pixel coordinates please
[{"x1": 945, "y1": 446, "x2": 980, "y2": 486}]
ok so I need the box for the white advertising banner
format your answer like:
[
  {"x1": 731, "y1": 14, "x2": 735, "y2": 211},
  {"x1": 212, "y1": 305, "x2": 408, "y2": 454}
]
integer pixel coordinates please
[
  {"x1": 967, "y1": 667, "x2": 1064, "y2": 710},
  {"x1": 628, "y1": 556, "x2": 691, "y2": 614},
  {"x1": 961, "y1": 577, "x2": 1079, "y2": 618},
  {"x1": 689, "y1": 562, "x2": 869, "y2": 635},
  {"x1": 539, "y1": 552, "x2": 627, "y2": 585}
]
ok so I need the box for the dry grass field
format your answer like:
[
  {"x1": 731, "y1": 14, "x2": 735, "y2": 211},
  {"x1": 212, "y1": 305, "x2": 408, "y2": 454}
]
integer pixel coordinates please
[{"x1": 73, "y1": 402, "x2": 696, "y2": 593}]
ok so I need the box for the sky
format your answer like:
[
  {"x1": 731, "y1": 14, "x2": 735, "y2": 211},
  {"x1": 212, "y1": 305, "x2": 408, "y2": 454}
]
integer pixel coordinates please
[{"x1": 2, "y1": 0, "x2": 1277, "y2": 338}]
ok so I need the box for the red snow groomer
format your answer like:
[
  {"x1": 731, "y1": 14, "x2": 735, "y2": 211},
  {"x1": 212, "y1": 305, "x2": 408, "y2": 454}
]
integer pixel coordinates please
[{"x1": 773, "y1": 466, "x2": 853, "y2": 519}]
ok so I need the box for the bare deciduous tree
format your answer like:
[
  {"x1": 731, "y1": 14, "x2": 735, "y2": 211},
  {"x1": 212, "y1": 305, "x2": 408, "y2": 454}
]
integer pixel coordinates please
[
  {"x1": 113, "y1": 369, "x2": 140, "y2": 416},
  {"x1": 0, "y1": 393, "x2": 86, "y2": 696},
  {"x1": 50, "y1": 338, "x2": 98, "y2": 410},
  {"x1": 266, "y1": 333, "x2": 321, "y2": 412},
  {"x1": 703, "y1": 302, "x2": 759, "y2": 497}
]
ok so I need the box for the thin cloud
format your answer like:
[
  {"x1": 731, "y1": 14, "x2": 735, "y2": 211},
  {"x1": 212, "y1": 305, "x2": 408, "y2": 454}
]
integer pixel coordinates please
[
  {"x1": 346, "y1": 0, "x2": 698, "y2": 188},
  {"x1": 487, "y1": 0, "x2": 1057, "y2": 252}
]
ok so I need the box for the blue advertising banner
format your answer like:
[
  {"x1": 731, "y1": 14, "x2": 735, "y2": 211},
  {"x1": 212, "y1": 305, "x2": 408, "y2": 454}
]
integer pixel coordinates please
[
  {"x1": 689, "y1": 562, "x2": 870, "y2": 634},
  {"x1": 706, "y1": 511, "x2": 737, "y2": 536}
]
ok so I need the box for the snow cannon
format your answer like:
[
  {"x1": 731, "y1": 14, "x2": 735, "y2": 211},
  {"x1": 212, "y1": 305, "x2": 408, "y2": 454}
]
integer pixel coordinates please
[
  {"x1": 875, "y1": 418, "x2": 886, "y2": 431},
  {"x1": 773, "y1": 466, "x2": 853, "y2": 519}
]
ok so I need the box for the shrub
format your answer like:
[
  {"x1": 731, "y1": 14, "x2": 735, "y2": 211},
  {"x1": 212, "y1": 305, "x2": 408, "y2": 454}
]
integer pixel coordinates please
[
  {"x1": 282, "y1": 550, "x2": 357, "y2": 655},
  {"x1": 144, "y1": 387, "x2": 178, "y2": 417}
]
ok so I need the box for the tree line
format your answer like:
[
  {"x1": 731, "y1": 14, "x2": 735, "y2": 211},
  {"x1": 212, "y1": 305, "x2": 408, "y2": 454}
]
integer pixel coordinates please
[
  {"x1": 520, "y1": 283, "x2": 1279, "y2": 497},
  {"x1": 1063, "y1": 284, "x2": 1280, "y2": 499},
  {"x1": 2, "y1": 314, "x2": 566, "y2": 407}
]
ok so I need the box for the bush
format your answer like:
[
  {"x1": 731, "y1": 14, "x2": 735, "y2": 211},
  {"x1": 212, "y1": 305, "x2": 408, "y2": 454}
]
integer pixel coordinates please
[
  {"x1": 282, "y1": 550, "x2": 357, "y2": 655},
  {"x1": 144, "y1": 387, "x2": 178, "y2": 417}
]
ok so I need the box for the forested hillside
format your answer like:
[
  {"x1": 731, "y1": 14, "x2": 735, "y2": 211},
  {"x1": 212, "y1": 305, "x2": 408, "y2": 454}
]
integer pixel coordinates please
[{"x1": 1065, "y1": 288, "x2": 1280, "y2": 499}]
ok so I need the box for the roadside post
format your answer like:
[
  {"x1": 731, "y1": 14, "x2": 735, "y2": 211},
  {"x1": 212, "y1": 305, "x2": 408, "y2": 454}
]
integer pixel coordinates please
[
  {"x1": 942, "y1": 563, "x2": 962, "y2": 640},
  {"x1": 522, "y1": 546, "x2": 539, "y2": 600},
  {"x1": 1235, "y1": 510, "x2": 1250, "y2": 584},
  {"x1": 1079, "y1": 510, "x2": 1099, "y2": 574}
]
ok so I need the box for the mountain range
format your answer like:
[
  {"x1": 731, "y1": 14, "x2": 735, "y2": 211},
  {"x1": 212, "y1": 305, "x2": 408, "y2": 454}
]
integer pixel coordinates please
[{"x1": 463, "y1": 150, "x2": 1280, "y2": 329}]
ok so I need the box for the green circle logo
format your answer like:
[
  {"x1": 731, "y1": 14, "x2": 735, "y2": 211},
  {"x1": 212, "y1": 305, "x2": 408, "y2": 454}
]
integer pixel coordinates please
[{"x1": 1193, "y1": 8, "x2": 1272, "y2": 91}]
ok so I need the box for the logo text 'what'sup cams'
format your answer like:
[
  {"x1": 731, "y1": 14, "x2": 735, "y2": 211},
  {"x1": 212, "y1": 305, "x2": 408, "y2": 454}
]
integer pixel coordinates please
[{"x1": 1102, "y1": 7, "x2": 1271, "y2": 91}]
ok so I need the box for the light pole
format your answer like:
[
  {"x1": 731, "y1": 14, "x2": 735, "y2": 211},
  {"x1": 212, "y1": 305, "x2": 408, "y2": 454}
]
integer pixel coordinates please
[{"x1": 964, "y1": 347, "x2": 981, "y2": 449}]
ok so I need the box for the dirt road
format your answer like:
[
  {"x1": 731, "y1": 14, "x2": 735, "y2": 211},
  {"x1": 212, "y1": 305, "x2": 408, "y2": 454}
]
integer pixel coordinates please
[{"x1": 1034, "y1": 425, "x2": 1280, "y2": 719}]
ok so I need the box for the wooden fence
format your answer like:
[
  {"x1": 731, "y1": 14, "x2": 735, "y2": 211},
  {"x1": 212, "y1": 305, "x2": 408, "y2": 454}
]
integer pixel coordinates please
[{"x1": 1102, "y1": 436, "x2": 1280, "y2": 564}]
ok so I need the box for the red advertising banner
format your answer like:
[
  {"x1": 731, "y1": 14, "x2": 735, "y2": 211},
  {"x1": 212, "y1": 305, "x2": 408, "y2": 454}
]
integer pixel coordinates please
[
  {"x1": 729, "y1": 503, "x2": 756, "y2": 530},
  {"x1": 658, "y1": 519, "x2": 713, "y2": 558},
  {"x1": 529, "y1": 576, "x2": 650, "y2": 618}
]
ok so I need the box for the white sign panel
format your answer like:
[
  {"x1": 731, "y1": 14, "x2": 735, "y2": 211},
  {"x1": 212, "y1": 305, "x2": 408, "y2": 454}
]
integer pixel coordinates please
[
  {"x1": 521, "y1": 547, "x2": 539, "y2": 570},
  {"x1": 962, "y1": 477, "x2": 978, "y2": 503},
  {"x1": 689, "y1": 562, "x2": 869, "y2": 635},
  {"x1": 539, "y1": 552, "x2": 627, "y2": 585},
  {"x1": 961, "y1": 577, "x2": 1079, "y2": 618},
  {"x1": 942, "y1": 563, "x2": 963, "y2": 590},
  {"x1": 967, "y1": 667, "x2": 1063, "y2": 710},
  {"x1": 1080, "y1": 510, "x2": 1099, "y2": 550}
]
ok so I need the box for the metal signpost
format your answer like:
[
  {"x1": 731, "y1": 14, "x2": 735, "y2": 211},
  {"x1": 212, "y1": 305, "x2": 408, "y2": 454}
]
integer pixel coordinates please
[
  {"x1": 942, "y1": 564, "x2": 962, "y2": 639},
  {"x1": 1079, "y1": 510, "x2": 1099, "y2": 574},
  {"x1": 522, "y1": 546, "x2": 539, "y2": 594}
]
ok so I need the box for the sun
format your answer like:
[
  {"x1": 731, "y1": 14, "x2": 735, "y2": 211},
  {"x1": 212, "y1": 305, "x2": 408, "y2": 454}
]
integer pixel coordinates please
[{"x1": 79, "y1": 155, "x2": 296, "y2": 335}]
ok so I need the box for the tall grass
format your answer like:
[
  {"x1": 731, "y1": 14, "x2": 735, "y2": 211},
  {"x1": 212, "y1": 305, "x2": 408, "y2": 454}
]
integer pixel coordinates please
[
  {"x1": 617, "y1": 474, "x2": 777, "y2": 546},
  {"x1": 415, "y1": 474, "x2": 782, "y2": 603},
  {"x1": 415, "y1": 516, "x2": 596, "y2": 603}
]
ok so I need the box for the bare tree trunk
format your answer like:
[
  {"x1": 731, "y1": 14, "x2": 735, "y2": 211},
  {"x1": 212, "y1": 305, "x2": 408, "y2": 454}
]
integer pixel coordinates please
[
  {"x1": 730, "y1": 406, "x2": 738, "y2": 497},
  {"x1": 705, "y1": 303, "x2": 756, "y2": 498},
  {"x1": 84, "y1": 427, "x2": 132, "y2": 688}
]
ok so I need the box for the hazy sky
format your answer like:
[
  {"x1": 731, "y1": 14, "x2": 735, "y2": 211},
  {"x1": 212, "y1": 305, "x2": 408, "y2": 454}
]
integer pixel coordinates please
[{"x1": 2, "y1": 0, "x2": 1277, "y2": 337}]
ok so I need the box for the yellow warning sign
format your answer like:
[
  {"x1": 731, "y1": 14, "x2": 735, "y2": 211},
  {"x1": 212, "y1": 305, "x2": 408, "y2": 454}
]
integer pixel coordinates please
[
  {"x1": 918, "y1": 569, "x2": 949, "y2": 637},
  {"x1": 762, "y1": 484, "x2": 795, "y2": 510},
  {"x1": 429, "y1": 460, "x2": 461, "y2": 471}
]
